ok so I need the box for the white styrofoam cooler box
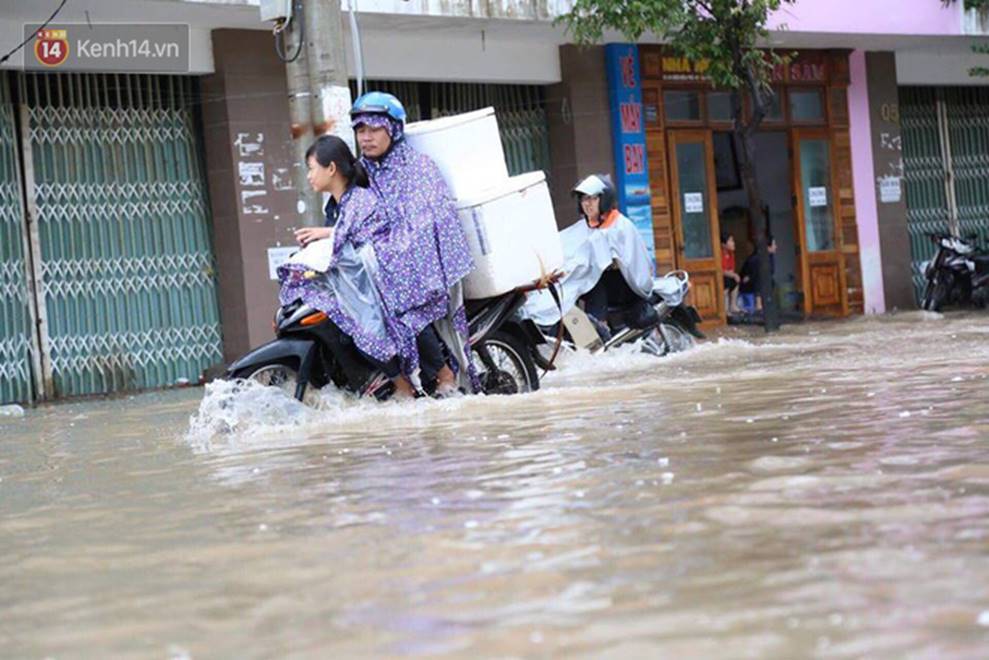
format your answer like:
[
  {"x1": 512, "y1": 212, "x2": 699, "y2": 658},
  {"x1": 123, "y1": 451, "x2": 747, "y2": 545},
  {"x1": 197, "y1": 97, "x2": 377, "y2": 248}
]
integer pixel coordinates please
[
  {"x1": 457, "y1": 171, "x2": 564, "y2": 300},
  {"x1": 405, "y1": 107, "x2": 509, "y2": 199}
]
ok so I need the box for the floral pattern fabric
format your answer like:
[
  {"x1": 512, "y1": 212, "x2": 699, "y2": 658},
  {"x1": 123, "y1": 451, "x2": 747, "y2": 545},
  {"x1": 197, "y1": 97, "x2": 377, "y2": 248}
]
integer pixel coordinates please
[
  {"x1": 277, "y1": 186, "x2": 403, "y2": 366},
  {"x1": 355, "y1": 113, "x2": 477, "y2": 386}
]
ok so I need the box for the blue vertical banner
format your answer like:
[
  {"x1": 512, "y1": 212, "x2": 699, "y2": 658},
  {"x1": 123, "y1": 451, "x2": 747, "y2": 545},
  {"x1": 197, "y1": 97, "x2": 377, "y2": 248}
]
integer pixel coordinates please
[{"x1": 605, "y1": 43, "x2": 656, "y2": 272}]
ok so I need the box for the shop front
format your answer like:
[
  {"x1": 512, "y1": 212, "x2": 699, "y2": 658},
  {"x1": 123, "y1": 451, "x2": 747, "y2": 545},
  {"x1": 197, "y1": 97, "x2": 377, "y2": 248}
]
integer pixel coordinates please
[{"x1": 634, "y1": 47, "x2": 864, "y2": 325}]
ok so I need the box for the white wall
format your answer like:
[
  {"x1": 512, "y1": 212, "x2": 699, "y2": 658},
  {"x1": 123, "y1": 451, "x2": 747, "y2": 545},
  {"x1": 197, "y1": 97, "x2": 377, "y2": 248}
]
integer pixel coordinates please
[
  {"x1": 343, "y1": 27, "x2": 560, "y2": 83},
  {"x1": 341, "y1": 0, "x2": 569, "y2": 21},
  {"x1": 964, "y1": 7, "x2": 989, "y2": 34},
  {"x1": 897, "y1": 45, "x2": 989, "y2": 86}
]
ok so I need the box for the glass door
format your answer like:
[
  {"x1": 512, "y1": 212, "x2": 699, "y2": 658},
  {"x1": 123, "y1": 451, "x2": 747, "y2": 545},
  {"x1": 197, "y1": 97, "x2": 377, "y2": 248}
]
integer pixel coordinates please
[
  {"x1": 792, "y1": 128, "x2": 848, "y2": 316},
  {"x1": 667, "y1": 130, "x2": 724, "y2": 323}
]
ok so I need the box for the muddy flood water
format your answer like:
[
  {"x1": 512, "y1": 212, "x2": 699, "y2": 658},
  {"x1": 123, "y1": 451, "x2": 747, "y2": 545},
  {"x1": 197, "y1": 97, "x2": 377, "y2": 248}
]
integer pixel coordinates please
[{"x1": 1, "y1": 312, "x2": 988, "y2": 658}]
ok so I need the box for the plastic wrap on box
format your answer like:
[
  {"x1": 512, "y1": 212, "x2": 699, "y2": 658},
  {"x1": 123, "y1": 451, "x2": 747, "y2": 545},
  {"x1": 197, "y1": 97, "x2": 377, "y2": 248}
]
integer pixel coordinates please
[{"x1": 457, "y1": 171, "x2": 563, "y2": 299}]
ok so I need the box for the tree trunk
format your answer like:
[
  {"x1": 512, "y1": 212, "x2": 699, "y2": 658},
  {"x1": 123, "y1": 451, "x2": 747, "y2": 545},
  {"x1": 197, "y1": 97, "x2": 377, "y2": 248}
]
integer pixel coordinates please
[
  {"x1": 731, "y1": 61, "x2": 780, "y2": 333},
  {"x1": 734, "y1": 128, "x2": 780, "y2": 331}
]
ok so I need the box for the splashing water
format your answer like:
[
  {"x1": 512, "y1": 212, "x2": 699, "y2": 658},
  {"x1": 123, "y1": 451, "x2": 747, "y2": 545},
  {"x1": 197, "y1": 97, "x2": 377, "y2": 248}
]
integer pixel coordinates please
[{"x1": 186, "y1": 334, "x2": 724, "y2": 452}]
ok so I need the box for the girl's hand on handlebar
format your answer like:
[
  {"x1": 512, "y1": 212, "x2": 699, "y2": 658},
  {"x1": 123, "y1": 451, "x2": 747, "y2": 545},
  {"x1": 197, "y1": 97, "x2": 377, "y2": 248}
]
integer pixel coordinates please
[{"x1": 294, "y1": 227, "x2": 333, "y2": 246}]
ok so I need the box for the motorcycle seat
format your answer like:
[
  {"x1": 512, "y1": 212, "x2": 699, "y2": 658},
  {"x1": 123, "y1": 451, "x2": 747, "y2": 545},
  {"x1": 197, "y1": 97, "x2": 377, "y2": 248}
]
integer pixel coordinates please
[{"x1": 973, "y1": 254, "x2": 989, "y2": 276}]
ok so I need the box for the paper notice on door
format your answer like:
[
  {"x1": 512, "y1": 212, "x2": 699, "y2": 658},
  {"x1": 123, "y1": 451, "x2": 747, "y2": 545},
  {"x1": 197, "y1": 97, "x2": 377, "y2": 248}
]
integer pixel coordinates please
[
  {"x1": 879, "y1": 176, "x2": 902, "y2": 203},
  {"x1": 267, "y1": 246, "x2": 298, "y2": 280},
  {"x1": 808, "y1": 186, "x2": 827, "y2": 208},
  {"x1": 684, "y1": 192, "x2": 704, "y2": 214}
]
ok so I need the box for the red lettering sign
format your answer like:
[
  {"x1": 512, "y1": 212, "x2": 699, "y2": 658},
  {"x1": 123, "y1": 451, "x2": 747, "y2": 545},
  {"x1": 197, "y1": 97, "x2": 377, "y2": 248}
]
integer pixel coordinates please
[
  {"x1": 620, "y1": 102, "x2": 642, "y2": 133},
  {"x1": 790, "y1": 63, "x2": 825, "y2": 82},
  {"x1": 620, "y1": 55, "x2": 636, "y2": 89},
  {"x1": 624, "y1": 144, "x2": 645, "y2": 175}
]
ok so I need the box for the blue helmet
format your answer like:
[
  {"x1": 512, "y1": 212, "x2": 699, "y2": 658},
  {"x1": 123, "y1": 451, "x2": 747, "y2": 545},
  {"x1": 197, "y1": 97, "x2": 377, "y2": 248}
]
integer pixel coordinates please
[{"x1": 350, "y1": 91, "x2": 407, "y2": 124}]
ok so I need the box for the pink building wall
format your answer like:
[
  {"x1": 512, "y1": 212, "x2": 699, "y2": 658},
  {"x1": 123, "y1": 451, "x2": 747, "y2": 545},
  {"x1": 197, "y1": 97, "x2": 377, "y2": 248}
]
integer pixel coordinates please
[
  {"x1": 847, "y1": 50, "x2": 886, "y2": 314},
  {"x1": 769, "y1": 0, "x2": 963, "y2": 35}
]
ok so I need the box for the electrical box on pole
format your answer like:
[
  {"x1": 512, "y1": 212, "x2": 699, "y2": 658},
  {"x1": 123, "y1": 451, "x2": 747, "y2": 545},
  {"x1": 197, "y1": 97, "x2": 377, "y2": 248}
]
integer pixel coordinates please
[{"x1": 259, "y1": 0, "x2": 293, "y2": 23}]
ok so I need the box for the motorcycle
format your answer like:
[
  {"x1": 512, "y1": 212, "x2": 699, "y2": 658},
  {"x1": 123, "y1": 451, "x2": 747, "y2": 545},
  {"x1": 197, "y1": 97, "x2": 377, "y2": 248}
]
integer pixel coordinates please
[
  {"x1": 226, "y1": 286, "x2": 542, "y2": 404},
  {"x1": 921, "y1": 233, "x2": 989, "y2": 312},
  {"x1": 525, "y1": 270, "x2": 705, "y2": 367}
]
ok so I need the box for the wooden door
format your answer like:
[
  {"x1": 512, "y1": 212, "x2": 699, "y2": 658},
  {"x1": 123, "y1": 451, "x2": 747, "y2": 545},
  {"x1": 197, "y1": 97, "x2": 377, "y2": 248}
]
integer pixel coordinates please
[
  {"x1": 667, "y1": 130, "x2": 725, "y2": 324},
  {"x1": 792, "y1": 128, "x2": 848, "y2": 317}
]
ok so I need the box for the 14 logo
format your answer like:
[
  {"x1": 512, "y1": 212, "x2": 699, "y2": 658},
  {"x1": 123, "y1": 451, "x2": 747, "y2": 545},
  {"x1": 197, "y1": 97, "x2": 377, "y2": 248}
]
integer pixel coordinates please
[{"x1": 35, "y1": 29, "x2": 69, "y2": 67}]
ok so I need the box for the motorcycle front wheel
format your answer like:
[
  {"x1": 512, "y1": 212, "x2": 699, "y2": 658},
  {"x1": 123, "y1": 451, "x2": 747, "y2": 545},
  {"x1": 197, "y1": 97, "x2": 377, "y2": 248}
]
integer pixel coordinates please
[
  {"x1": 923, "y1": 274, "x2": 953, "y2": 312},
  {"x1": 231, "y1": 360, "x2": 323, "y2": 407},
  {"x1": 643, "y1": 322, "x2": 696, "y2": 357},
  {"x1": 473, "y1": 331, "x2": 540, "y2": 395}
]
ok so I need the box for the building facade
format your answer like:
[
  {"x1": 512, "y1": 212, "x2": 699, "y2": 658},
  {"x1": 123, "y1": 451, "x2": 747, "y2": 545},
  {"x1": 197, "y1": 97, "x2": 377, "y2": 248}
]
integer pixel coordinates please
[{"x1": 1, "y1": 0, "x2": 987, "y2": 403}]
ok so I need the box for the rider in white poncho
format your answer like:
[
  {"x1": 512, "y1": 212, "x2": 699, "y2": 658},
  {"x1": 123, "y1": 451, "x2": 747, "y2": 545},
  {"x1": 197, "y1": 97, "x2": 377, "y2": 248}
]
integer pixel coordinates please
[{"x1": 522, "y1": 174, "x2": 657, "y2": 336}]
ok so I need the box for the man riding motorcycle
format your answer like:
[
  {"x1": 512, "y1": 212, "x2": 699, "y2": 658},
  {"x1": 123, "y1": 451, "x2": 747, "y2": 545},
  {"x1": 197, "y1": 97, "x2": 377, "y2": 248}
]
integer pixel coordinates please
[
  {"x1": 349, "y1": 91, "x2": 477, "y2": 396},
  {"x1": 523, "y1": 174, "x2": 658, "y2": 339}
]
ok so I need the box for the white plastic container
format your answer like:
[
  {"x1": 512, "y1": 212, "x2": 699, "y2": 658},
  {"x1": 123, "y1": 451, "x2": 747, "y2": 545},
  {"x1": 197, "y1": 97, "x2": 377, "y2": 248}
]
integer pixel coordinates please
[
  {"x1": 457, "y1": 172, "x2": 564, "y2": 299},
  {"x1": 405, "y1": 107, "x2": 509, "y2": 199}
]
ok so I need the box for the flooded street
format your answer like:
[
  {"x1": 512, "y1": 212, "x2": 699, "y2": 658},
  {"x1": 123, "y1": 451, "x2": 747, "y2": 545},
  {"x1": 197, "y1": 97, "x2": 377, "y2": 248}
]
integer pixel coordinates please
[{"x1": 2, "y1": 312, "x2": 988, "y2": 658}]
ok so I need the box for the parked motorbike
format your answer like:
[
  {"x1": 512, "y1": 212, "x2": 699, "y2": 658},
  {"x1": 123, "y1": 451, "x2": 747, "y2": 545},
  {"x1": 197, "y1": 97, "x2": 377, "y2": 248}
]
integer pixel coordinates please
[
  {"x1": 525, "y1": 271, "x2": 705, "y2": 367},
  {"x1": 921, "y1": 233, "x2": 989, "y2": 311},
  {"x1": 226, "y1": 287, "x2": 541, "y2": 404}
]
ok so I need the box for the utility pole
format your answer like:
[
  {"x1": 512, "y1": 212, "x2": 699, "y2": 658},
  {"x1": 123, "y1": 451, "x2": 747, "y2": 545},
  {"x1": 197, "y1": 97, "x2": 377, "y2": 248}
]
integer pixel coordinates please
[
  {"x1": 304, "y1": 0, "x2": 355, "y2": 156},
  {"x1": 282, "y1": 0, "x2": 320, "y2": 226},
  {"x1": 269, "y1": 0, "x2": 351, "y2": 226}
]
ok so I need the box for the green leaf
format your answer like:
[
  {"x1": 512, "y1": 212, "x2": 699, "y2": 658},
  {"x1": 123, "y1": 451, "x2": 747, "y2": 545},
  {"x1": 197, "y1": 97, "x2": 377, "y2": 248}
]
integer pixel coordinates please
[{"x1": 559, "y1": 0, "x2": 796, "y2": 127}]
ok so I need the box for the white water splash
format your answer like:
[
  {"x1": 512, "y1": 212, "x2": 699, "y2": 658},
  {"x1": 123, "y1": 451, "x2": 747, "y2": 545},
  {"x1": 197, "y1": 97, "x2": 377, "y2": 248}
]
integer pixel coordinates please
[
  {"x1": 184, "y1": 332, "x2": 877, "y2": 453},
  {"x1": 186, "y1": 378, "x2": 326, "y2": 451},
  {"x1": 186, "y1": 376, "x2": 535, "y2": 454},
  {"x1": 188, "y1": 337, "x2": 799, "y2": 452}
]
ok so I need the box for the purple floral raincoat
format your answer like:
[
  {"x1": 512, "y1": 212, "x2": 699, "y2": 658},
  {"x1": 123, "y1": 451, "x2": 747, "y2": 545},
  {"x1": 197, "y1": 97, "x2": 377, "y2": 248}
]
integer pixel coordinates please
[
  {"x1": 354, "y1": 113, "x2": 477, "y2": 388},
  {"x1": 277, "y1": 185, "x2": 403, "y2": 367}
]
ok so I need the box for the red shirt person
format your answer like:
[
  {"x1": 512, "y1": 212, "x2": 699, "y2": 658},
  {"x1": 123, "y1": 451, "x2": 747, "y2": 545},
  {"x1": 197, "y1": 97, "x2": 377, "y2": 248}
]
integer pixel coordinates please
[{"x1": 721, "y1": 232, "x2": 740, "y2": 314}]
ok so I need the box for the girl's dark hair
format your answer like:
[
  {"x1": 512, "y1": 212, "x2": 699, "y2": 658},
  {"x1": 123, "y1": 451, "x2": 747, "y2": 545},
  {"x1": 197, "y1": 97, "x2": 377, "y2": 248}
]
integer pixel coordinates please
[{"x1": 304, "y1": 135, "x2": 369, "y2": 188}]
